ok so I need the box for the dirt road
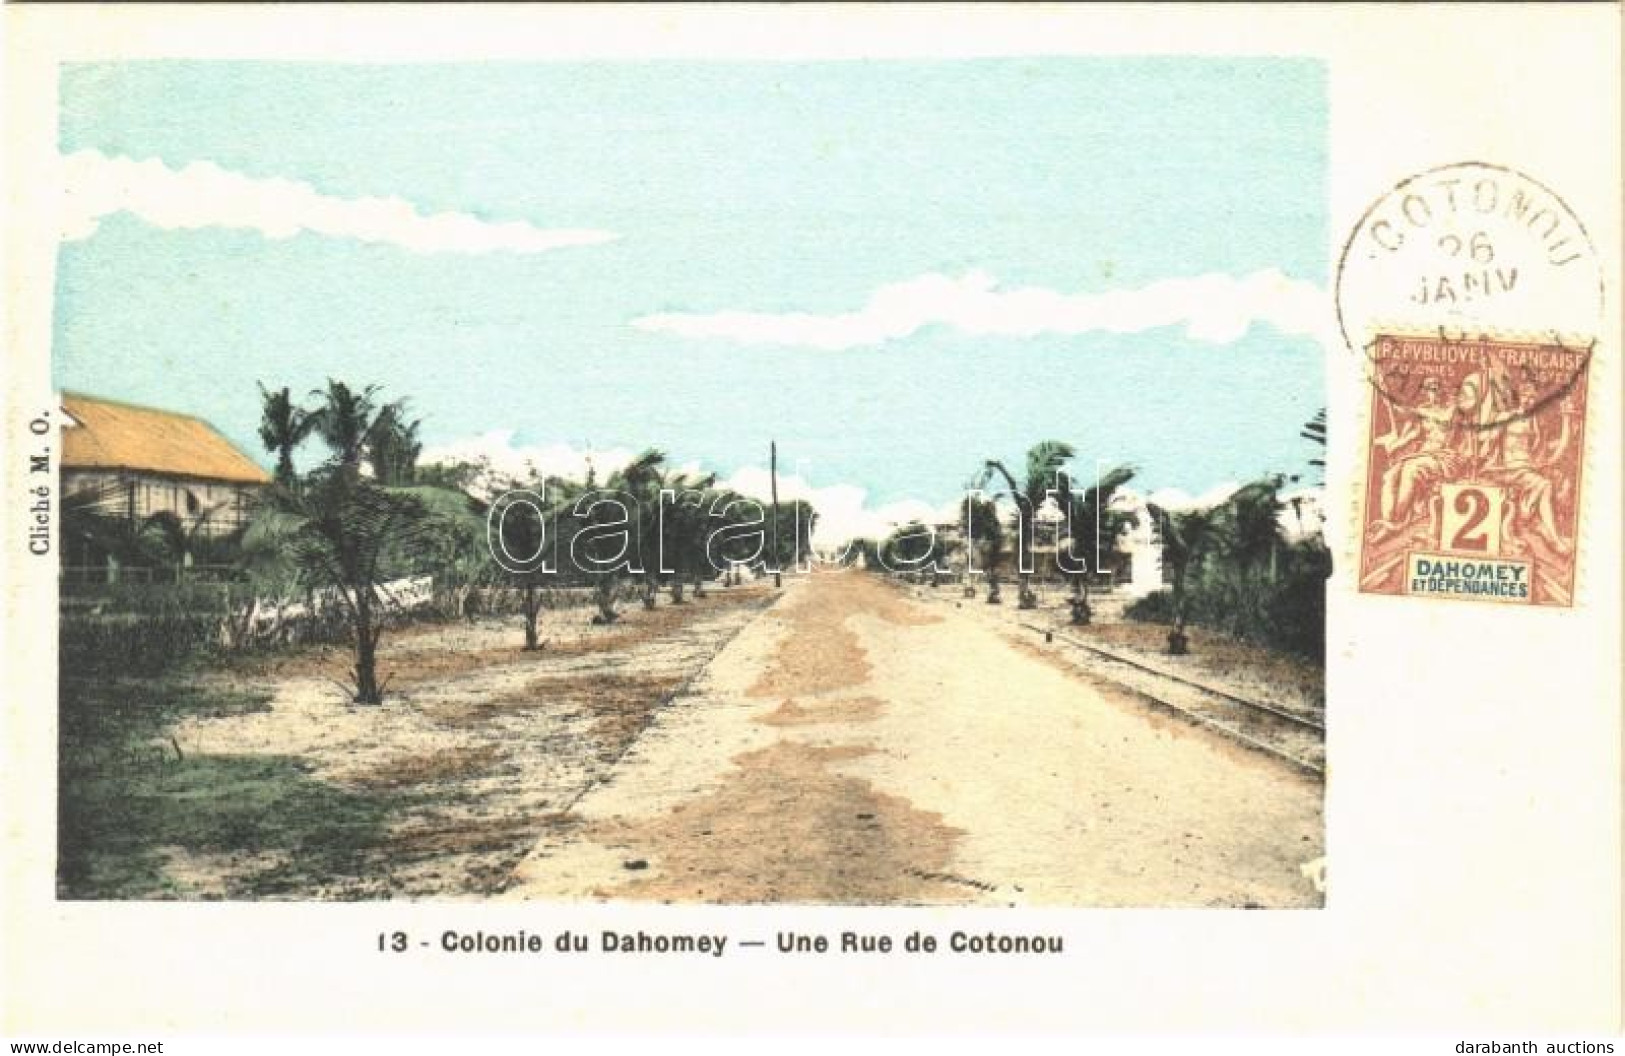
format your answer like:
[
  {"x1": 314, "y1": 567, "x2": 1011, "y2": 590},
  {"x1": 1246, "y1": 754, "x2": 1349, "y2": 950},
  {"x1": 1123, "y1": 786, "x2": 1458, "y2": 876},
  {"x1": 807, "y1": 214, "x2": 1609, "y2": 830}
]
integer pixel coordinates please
[
  {"x1": 119, "y1": 587, "x2": 777, "y2": 900},
  {"x1": 507, "y1": 571, "x2": 1324, "y2": 907}
]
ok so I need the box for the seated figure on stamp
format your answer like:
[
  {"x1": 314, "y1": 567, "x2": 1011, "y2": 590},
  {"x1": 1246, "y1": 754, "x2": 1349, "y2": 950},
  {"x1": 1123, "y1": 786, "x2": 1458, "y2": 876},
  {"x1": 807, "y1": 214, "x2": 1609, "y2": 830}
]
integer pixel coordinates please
[
  {"x1": 1367, "y1": 374, "x2": 1476, "y2": 543},
  {"x1": 1480, "y1": 377, "x2": 1578, "y2": 558}
]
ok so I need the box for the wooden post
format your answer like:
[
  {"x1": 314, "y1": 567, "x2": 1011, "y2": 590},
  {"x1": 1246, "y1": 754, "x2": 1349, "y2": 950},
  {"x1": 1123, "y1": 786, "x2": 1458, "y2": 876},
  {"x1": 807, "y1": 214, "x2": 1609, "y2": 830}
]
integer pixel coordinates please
[{"x1": 770, "y1": 440, "x2": 781, "y2": 588}]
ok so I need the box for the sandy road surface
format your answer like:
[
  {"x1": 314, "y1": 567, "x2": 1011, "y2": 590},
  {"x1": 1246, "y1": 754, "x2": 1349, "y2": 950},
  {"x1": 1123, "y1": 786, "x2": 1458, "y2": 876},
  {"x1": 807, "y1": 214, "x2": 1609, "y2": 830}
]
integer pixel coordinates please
[
  {"x1": 138, "y1": 588, "x2": 776, "y2": 899},
  {"x1": 507, "y1": 571, "x2": 1323, "y2": 907}
]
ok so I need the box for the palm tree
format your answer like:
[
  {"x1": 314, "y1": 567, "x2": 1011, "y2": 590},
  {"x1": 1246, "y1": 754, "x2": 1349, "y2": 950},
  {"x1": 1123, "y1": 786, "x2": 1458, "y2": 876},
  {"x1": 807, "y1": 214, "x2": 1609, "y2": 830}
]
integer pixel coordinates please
[
  {"x1": 881, "y1": 520, "x2": 945, "y2": 576},
  {"x1": 307, "y1": 380, "x2": 396, "y2": 474},
  {"x1": 1147, "y1": 502, "x2": 1225, "y2": 655},
  {"x1": 656, "y1": 471, "x2": 718, "y2": 604},
  {"x1": 707, "y1": 488, "x2": 768, "y2": 586},
  {"x1": 1300, "y1": 408, "x2": 1327, "y2": 479},
  {"x1": 256, "y1": 384, "x2": 316, "y2": 486},
  {"x1": 1223, "y1": 476, "x2": 1286, "y2": 581},
  {"x1": 1211, "y1": 475, "x2": 1286, "y2": 638},
  {"x1": 688, "y1": 485, "x2": 784, "y2": 596},
  {"x1": 1062, "y1": 464, "x2": 1136, "y2": 625},
  {"x1": 677, "y1": 487, "x2": 725, "y2": 600},
  {"x1": 978, "y1": 440, "x2": 1075, "y2": 609},
  {"x1": 501, "y1": 492, "x2": 554, "y2": 650},
  {"x1": 368, "y1": 404, "x2": 423, "y2": 486},
  {"x1": 964, "y1": 494, "x2": 1007, "y2": 603},
  {"x1": 137, "y1": 504, "x2": 232, "y2": 580},
  {"x1": 614, "y1": 450, "x2": 672, "y2": 612},
  {"x1": 399, "y1": 481, "x2": 490, "y2": 622},
  {"x1": 487, "y1": 471, "x2": 577, "y2": 649},
  {"x1": 571, "y1": 449, "x2": 664, "y2": 625},
  {"x1": 253, "y1": 467, "x2": 437, "y2": 704}
]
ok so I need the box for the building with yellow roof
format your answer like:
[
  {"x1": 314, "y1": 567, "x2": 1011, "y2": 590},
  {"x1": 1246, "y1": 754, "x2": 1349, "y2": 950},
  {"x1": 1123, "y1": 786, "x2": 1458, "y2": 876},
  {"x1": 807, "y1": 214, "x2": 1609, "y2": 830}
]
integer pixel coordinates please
[{"x1": 60, "y1": 392, "x2": 271, "y2": 578}]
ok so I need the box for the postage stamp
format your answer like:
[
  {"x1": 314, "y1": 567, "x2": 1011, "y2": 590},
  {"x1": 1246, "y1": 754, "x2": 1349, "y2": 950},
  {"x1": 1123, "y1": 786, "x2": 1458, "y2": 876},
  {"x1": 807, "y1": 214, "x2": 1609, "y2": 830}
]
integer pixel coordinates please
[
  {"x1": 1356, "y1": 333, "x2": 1588, "y2": 605},
  {"x1": 1337, "y1": 162, "x2": 1603, "y2": 606}
]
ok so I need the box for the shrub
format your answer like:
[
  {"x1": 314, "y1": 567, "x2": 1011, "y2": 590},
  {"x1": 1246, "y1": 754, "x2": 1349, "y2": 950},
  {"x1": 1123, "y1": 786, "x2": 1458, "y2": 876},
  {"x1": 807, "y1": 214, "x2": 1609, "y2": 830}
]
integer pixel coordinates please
[
  {"x1": 58, "y1": 581, "x2": 250, "y2": 677},
  {"x1": 1124, "y1": 544, "x2": 1330, "y2": 661},
  {"x1": 1123, "y1": 589, "x2": 1176, "y2": 624},
  {"x1": 60, "y1": 612, "x2": 223, "y2": 678}
]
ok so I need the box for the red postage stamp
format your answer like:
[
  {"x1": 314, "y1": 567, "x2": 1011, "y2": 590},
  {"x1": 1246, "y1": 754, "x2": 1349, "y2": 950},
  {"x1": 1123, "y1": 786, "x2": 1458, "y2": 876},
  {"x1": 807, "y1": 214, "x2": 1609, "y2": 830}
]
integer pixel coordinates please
[{"x1": 1358, "y1": 333, "x2": 1589, "y2": 606}]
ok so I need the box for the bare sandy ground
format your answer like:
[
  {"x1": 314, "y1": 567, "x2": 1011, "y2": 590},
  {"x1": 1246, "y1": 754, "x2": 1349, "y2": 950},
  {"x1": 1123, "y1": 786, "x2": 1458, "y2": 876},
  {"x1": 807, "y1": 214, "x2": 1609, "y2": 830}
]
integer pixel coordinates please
[
  {"x1": 901, "y1": 580, "x2": 1324, "y2": 720},
  {"x1": 506, "y1": 571, "x2": 1324, "y2": 907},
  {"x1": 152, "y1": 587, "x2": 776, "y2": 899}
]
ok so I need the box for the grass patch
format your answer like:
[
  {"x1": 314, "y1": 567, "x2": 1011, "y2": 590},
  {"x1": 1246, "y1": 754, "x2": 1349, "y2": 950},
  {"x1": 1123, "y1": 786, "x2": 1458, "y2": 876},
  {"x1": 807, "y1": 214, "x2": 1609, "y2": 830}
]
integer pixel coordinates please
[
  {"x1": 58, "y1": 750, "x2": 402, "y2": 900},
  {"x1": 57, "y1": 672, "x2": 405, "y2": 899}
]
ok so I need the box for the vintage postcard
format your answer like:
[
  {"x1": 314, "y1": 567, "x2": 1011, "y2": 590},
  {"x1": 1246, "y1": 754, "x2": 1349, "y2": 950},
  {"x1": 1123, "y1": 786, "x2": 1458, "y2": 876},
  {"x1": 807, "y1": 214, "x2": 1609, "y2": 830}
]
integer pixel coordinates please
[{"x1": 2, "y1": 4, "x2": 1620, "y2": 1040}]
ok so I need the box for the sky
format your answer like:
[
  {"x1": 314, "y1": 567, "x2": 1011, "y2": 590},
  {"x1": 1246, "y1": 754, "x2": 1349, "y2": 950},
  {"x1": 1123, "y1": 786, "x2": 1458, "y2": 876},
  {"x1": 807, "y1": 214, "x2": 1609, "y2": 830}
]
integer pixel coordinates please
[{"x1": 52, "y1": 58, "x2": 1328, "y2": 541}]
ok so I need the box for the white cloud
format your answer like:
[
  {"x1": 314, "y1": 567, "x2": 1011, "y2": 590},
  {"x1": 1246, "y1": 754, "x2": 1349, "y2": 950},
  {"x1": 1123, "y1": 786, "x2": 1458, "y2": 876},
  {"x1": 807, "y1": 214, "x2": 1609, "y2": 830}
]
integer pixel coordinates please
[
  {"x1": 418, "y1": 430, "x2": 642, "y2": 498},
  {"x1": 420, "y1": 433, "x2": 1312, "y2": 548},
  {"x1": 418, "y1": 431, "x2": 957, "y2": 546},
  {"x1": 1139, "y1": 481, "x2": 1244, "y2": 513},
  {"x1": 1133, "y1": 481, "x2": 1327, "y2": 541},
  {"x1": 59, "y1": 149, "x2": 619, "y2": 254},
  {"x1": 632, "y1": 268, "x2": 1329, "y2": 350},
  {"x1": 715, "y1": 466, "x2": 962, "y2": 549}
]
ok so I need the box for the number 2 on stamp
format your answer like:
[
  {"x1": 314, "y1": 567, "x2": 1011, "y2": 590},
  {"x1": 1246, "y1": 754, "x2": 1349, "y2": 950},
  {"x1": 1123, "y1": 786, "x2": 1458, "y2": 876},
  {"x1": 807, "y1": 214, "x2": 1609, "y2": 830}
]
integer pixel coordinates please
[
  {"x1": 1441, "y1": 484, "x2": 1502, "y2": 554},
  {"x1": 1449, "y1": 484, "x2": 1495, "y2": 552}
]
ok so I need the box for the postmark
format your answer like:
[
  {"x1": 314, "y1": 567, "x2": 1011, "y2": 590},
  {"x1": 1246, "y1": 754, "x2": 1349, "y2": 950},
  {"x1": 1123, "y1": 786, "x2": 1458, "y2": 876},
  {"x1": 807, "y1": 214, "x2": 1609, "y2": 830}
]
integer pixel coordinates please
[
  {"x1": 1337, "y1": 162, "x2": 1603, "y2": 357},
  {"x1": 1340, "y1": 163, "x2": 1601, "y2": 607}
]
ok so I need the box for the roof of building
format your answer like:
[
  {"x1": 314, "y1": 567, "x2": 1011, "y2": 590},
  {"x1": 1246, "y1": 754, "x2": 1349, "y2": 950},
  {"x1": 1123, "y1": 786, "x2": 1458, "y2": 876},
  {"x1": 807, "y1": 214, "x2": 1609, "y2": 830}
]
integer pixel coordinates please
[{"x1": 60, "y1": 392, "x2": 271, "y2": 485}]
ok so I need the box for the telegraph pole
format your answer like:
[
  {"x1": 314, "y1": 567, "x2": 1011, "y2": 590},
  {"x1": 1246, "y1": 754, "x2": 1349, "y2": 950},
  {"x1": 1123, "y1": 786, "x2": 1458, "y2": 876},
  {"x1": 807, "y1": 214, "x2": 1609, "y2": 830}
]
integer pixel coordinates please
[{"x1": 770, "y1": 440, "x2": 781, "y2": 588}]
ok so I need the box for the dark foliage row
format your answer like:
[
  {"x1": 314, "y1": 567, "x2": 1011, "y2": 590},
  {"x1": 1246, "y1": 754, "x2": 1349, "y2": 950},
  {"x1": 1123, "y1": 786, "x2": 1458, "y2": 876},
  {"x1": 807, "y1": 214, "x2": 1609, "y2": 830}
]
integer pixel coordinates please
[{"x1": 1124, "y1": 542, "x2": 1330, "y2": 660}]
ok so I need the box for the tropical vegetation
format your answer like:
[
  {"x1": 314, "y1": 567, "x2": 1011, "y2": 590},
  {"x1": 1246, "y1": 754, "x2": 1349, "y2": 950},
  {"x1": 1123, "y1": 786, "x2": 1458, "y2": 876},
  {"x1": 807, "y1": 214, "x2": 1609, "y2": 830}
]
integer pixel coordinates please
[
  {"x1": 62, "y1": 377, "x2": 816, "y2": 706},
  {"x1": 870, "y1": 435, "x2": 1327, "y2": 660}
]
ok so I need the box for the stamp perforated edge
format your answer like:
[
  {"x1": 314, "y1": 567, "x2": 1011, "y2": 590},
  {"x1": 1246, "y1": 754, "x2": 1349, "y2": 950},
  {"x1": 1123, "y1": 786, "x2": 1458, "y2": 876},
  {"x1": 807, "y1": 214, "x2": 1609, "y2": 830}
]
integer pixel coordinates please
[{"x1": 1343, "y1": 324, "x2": 1597, "y2": 611}]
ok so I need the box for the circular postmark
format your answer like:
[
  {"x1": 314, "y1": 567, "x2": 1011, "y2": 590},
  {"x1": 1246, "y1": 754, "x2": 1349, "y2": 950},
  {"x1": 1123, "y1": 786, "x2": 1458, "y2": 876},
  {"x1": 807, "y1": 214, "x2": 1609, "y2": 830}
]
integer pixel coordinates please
[{"x1": 1336, "y1": 161, "x2": 1602, "y2": 426}]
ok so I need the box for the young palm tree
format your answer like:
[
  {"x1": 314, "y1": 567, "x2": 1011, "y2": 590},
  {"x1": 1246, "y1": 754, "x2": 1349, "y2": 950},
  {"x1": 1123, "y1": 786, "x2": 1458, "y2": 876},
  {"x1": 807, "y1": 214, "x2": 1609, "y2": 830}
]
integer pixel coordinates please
[
  {"x1": 487, "y1": 468, "x2": 594, "y2": 648},
  {"x1": 1147, "y1": 502, "x2": 1225, "y2": 655},
  {"x1": 253, "y1": 467, "x2": 436, "y2": 704},
  {"x1": 61, "y1": 478, "x2": 235, "y2": 583},
  {"x1": 625, "y1": 461, "x2": 719, "y2": 610},
  {"x1": 138, "y1": 504, "x2": 230, "y2": 580},
  {"x1": 256, "y1": 384, "x2": 316, "y2": 486},
  {"x1": 610, "y1": 450, "x2": 672, "y2": 612},
  {"x1": 571, "y1": 449, "x2": 664, "y2": 625},
  {"x1": 399, "y1": 481, "x2": 490, "y2": 621},
  {"x1": 880, "y1": 520, "x2": 930, "y2": 574},
  {"x1": 676, "y1": 487, "x2": 722, "y2": 600},
  {"x1": 515, "y1": 512, "x2": 553, "y2": 650},
  {"x1": 62, "y1": 480, "x2": 159, "y2": 582},
  {"x1": 979, "y1": 440, "x2": 1075, "y2": 609},
  {"x1": 706, "y1": 488, "x2": 768, "y2": 586},
  {"x1": 654, "y1": 471, "x2": 718, "y2": 604},
  {"x1": 1223, "y1": 475, "x2": 1286, "y2": 582},
  {"x1": 1063, "y1": 464, "x2": 1136, "y2": 625},
  {"x1": 1212, "y1": 475, "x2": 1286, "y2": 637},
  {"x1": 964, "y1": 494, "x2": 1007, "y2": 603},
  {"x1": 486, "y1": 480, "x2": 558, "y2": 649}
]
